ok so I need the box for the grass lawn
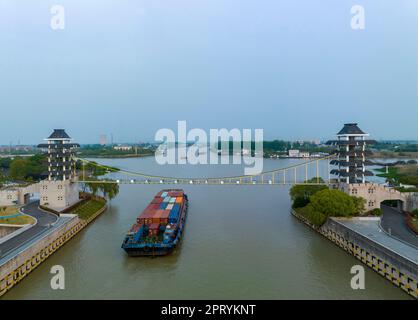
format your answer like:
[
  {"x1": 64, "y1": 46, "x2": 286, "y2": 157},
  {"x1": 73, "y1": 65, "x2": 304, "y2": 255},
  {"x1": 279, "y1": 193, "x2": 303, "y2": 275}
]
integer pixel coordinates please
[
  {"x1": 0, "y1": 206, "x2": 35, "y2": 225},
  {"x1": 72, "y1": 198, "x2": 106, "y2": 220}
]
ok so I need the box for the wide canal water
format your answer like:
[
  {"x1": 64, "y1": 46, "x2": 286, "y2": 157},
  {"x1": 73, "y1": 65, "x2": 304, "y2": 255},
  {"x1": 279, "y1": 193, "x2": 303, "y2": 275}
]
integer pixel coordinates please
[{"x1": 4, "y1": 156, "x2": 411, "y2": 299}]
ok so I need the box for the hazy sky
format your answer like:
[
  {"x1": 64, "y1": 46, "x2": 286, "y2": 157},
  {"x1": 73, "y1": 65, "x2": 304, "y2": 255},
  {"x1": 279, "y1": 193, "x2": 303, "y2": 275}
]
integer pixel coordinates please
[{"x1": 0, "y1": 0, "x2": 417, "y2": 144}]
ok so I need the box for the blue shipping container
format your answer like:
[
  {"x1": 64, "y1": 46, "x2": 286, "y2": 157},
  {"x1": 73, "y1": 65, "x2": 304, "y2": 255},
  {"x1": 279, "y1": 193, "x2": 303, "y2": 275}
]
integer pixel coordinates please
[
  {"x1": 168, "y1": 206, "x2": 180, "y2": 223},
  {"x1": 134, "y1": 226, "x2": 144, "y2": 242}
]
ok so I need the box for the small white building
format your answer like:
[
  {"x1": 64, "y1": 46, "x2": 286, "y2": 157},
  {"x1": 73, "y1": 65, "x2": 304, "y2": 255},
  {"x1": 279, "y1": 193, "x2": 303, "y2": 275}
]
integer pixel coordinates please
[
  {"x1": 0, "y1": 188, "x2": 19, "y2": 206},
  {"x1": 39, "y1": 179, "x2": 79, "y2": 211},
  {"x1": 0, "y1": 183, "x2": 40, "y2": 206},
  {"x1": 113, "y1": 145, "x2": 132, "y2": 151},
  {"x1": 288, "y1": 150, "x2": 300, "y2": 157}
]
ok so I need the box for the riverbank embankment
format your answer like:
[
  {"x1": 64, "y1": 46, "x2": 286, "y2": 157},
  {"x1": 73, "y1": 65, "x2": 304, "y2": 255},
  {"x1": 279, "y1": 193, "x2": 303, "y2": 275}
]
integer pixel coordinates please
[
  {"x1": 0, "y1": 198, "x2": 107, "y2": 297},
  {"x1": 292, "y1": 210, "x2": 418, "y2": 299}
]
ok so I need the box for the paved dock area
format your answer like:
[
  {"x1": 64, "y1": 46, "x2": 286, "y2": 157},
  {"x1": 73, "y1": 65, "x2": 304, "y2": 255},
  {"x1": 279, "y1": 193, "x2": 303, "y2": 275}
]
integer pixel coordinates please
[{"x1": 333, "y1": 218, "x2": 418, "y2": 266}]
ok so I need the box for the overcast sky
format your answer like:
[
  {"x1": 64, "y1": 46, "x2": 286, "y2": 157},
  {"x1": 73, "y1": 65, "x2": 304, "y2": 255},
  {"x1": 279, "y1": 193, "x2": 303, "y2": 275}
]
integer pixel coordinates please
[{"x1": 0, "y1": 0, "x2": 417, "y2": 145}]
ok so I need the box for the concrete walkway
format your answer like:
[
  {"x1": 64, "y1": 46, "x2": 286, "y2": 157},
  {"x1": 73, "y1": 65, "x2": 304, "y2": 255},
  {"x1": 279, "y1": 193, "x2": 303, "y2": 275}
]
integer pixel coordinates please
[
  {"x1": 0, "y1": 201, "x2": 58, "y2": 258},
  {"x1": 381, "y1": 205, "x2": 418, "y2": 248}
]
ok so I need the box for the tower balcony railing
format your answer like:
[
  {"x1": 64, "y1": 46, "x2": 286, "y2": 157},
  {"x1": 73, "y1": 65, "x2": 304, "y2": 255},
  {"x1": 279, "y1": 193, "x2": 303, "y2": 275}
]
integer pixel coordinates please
[
  {"x1": 48, "y1": 161, "x2": 73, "y2": 167},
  {"x1": 330, "y1": 169, "x2": 374, "y2": 177},
  {"x1": 334, "y1": 150, "x2": 372, "y2": 157},
  {"x1": 327, "y1": 140, "x2": 377, "y2": 146}
]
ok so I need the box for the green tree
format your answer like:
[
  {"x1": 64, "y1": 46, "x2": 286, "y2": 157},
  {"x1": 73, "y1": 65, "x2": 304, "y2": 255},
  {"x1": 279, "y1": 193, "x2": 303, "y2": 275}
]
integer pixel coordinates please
[
  {"x1": 86, "y1": 181, "x2": 99, "y2": 197},
  {"x1": 9, "y1": 159, "x2": 28, "y2": 180},
  {"x1": 310, "y1": 189, "x2": 360, "y2": 217},
  {"x1": 352, "y1": 196, "x2": 366, "y2": 213},
  {"x1": 298, "y1": 204, "x2": 327, "y2": 227},
  {"x1": 84, "y1": 179, "x2": 119, "y2": 203},
  {"x1": 289, "y1": 178, "x2": 327, "y2": 208}
]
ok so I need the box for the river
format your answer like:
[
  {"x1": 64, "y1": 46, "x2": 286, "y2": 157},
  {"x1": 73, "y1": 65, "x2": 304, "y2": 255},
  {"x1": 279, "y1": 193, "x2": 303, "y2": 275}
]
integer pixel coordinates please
[{"x1": 3, "y1": 156, "x2": 410, "y2": 299}]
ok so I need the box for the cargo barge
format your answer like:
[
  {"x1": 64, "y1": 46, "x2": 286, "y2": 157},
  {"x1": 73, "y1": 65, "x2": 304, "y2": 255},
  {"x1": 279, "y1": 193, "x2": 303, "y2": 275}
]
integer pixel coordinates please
[{"x1": 121, "y1": 189, "x2": 189, "y2": 256}]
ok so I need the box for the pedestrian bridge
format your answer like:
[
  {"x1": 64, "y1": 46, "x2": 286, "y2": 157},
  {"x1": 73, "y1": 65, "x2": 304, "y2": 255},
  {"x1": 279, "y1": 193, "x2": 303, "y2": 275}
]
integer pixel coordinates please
[{"x1": 75, "y1": 156, "x2": 334, "y2": 186}]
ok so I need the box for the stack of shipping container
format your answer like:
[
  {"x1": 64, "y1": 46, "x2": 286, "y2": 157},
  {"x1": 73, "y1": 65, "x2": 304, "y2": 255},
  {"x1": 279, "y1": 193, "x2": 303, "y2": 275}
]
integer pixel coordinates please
[{"x1": 127, "y1": 190, "x2": 185, "y2": 240}]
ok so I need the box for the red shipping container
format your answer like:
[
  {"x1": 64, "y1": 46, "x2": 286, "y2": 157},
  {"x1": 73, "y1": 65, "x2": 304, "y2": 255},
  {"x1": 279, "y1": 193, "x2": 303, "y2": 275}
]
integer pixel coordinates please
[
  {"x1": 149, "y1": 222, "x2": 160, "y2": 236},
  {"x1": 137, "y1": 202, "x2": 160, "y2": 222},
  {"x1": 151, "y1": 197, "x2": 163, "y2": 204},
  {"x1": 168, "y1": 191, "x2": 183, "y2": 197},
  {"x1": 156, "y1": 210, "x2": 170, "y2": 225},
  {"x1": 152, "y1": 210, "x2": 165, "y2": 223},
  {"x1": 138, "y1": 208, "x2": 158, "y2": 224}
]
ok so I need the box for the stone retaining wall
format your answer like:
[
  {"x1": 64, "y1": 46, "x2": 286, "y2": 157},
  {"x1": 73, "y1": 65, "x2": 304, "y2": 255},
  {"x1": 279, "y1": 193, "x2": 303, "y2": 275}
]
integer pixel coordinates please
[
  {"x1": 292, "y1": 210, "x2": 418, "y2": 299},
  {"x1": 0, "y1": 203, "x2": 107, "y2": 297}
]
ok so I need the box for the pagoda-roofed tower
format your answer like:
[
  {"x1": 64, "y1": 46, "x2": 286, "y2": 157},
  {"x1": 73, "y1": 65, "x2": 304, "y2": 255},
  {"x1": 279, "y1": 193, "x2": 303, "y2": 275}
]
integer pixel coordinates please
[
  {"x1": 327, "y1": 123, "x2": 376, "y2": 184},
  {"x1": 37, "y1": 129, "x2": 80, "y2": 212},
  {"x1": 38, "y1": 129, "x2": 80, "y2": 181}
]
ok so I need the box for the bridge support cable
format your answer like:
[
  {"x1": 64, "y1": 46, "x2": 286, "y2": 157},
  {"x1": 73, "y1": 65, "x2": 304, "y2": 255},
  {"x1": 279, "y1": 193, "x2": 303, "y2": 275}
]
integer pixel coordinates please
[
  {"x1": 316, "y1": 160, "x2": 319, "y2": 184},
  {"x1": 74, "y1": 155, "x2": 334, "y2": 186}
]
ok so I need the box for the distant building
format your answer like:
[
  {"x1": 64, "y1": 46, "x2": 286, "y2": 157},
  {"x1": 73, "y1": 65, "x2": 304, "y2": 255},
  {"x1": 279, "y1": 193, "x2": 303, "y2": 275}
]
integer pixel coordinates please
[
  {"x1": 99, "y1": 134, "x2": 107, "y2": 146},
  {"x1": 299, "y1": 152, "x2": 310, "y2": 158},
  {"x1": 113, "y1": 145, "x2": 132, "y2": 151},
  {"x1": 288, "y1": 149, "x2": 300, "y2": 157},
  {"x1": 0, "y1": 145, "x2": 35, "y2": 153}
]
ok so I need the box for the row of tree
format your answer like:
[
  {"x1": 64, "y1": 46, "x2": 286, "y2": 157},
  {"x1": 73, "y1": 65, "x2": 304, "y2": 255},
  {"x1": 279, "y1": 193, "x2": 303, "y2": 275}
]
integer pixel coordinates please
[
  {"x1": 81, "y1": 179, "x2": 120, "y2": 203},
  {"x1": 3, "y1": 154, "x2": 47, "y2": 181}
]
